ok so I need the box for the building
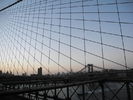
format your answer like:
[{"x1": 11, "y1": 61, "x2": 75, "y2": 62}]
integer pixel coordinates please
[
  {"x1": 38, "y1": 67, "x2": 42, "y2": 76},
  {"x1": 0, "y1": 70, "x2": 2, "y2": 75},
  {"x1": 22, "y1": 72, "x2": 27, "y2": 76}
]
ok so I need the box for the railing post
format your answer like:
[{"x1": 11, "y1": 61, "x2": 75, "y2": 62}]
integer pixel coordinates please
[
  {"x1": 66, "y1": 86, "x2": 71, "y2": 100},
  {"x1": 28, "y1": 93, "x2": 31, "y2": 100},
  {"x1": 82, "y1": 84, "x2": 85, "y2": 100},
  {"x1": 99, "y1": 81, "x2": 105, "y2": 100},
  {"x1": 54, "y1": 83, "x2": 58, "y2": 100},
  {"x1": 126, "y1": 82, "x2": 131, "y2": 100},
  {"x1": 43, "y1": 91, "x2": 47, "y2": 100},
  {"x1": 35, "y1": 92, "x2": 38, "y2": 100}
]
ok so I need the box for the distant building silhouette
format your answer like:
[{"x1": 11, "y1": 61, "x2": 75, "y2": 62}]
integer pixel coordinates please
[
  {"x1": 0, "y1": 70, "x2": 2, "y2": 75},
  {"x1": 38, "y1": 67, "x2": 42, "y2": 76},
  {"x1": 22, "y1": 72, "x2": 27, "y2": 76}
]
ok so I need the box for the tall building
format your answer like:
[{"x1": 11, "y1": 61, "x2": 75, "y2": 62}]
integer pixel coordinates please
[
  {"x1": 0, "y1": 70, "x2": 2, "y2": 75},
  {"x1": 38, "y1": 67, "x2": 42, "y2": 76}
]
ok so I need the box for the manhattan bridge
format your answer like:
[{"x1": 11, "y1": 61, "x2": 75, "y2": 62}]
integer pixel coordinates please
[{"x1": 0, "y1": 0, "x2": 133, "y2": 100}]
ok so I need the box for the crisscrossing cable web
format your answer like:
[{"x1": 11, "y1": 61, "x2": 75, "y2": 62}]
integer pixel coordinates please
[{"x1": 0, "y1": 0, "x2": 133, "y2": 75}]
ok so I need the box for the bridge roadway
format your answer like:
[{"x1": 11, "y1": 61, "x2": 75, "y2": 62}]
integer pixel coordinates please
[
  {"x1": 0, "y1": 70, "x2": 133, "y2": 100},
  {"x1": 0, "y1": 78, "x2": 133, "y2": 95}
]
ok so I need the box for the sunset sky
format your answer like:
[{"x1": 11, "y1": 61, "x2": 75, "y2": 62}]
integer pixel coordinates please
[{"x1": 0, "y1": 0, "x2": 133, "y2": 75}]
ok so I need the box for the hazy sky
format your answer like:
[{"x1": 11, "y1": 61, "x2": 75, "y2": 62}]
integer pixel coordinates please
[{"x1": 0, "y1": 0, "x2": 133, "y2": 75}]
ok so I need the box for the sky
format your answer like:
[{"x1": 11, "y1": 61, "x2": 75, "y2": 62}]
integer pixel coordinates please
[{"x1": 0, "y1": 0, "x2": 133, "y2": 75}]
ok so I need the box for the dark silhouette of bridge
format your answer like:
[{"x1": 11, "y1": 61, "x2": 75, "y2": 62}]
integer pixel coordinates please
[{"x1": 0, "y1": 0, "x2": 133, "y2": 100}]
